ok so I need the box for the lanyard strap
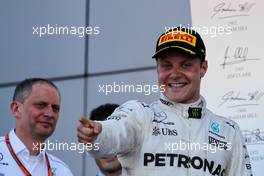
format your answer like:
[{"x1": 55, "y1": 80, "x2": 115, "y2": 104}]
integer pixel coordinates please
[{"x1": 5, "y1": 133, "x2": 52, "y2": 176}]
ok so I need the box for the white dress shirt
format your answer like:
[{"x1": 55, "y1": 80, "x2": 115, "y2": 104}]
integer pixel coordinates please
[
  {"x1": 96, "y1": 170, "x2": 104, "y2": 176},
  {"x1": 0, "y1": 129, "x2": 73, "y2": 176}
]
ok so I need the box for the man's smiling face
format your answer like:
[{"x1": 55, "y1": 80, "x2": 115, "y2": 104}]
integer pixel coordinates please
[{"x1": 157, "y1": 51, "x2": 208, "y2": 104}]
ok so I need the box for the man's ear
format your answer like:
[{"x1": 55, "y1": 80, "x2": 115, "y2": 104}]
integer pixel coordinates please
[
  {"x1": 200, "y1": 60, "x2": 208, "y2": 78},
  {"x1": 10, "y1": 101, "x2": 22, "y2": 119}
]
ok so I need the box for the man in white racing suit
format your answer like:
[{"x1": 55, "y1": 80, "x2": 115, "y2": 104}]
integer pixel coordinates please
[{"x1": 77, "y1": 27, "x2": 253, "y2": 176}]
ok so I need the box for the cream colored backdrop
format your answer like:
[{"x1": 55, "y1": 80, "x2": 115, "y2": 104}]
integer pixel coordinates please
[{"x1": 190, "y1": 0, "x2": 264, "y2": 175}]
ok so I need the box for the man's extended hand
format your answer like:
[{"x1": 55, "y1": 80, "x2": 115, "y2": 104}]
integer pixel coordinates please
[{"x1": 77, "y1": 117, "x2": 102, "y2": 144}]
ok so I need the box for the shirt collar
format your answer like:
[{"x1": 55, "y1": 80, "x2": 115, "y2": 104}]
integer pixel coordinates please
[
  {"x1": 9, "y1": 129, "x2": 26, "y2": 155},
  {"x1": 96, "y1": 171, "x2": 105, "y2": 176},
  {"x1": 159, "y1": 93, "x2": 206, "y2": 119},
  {"x1": 9, "y1": 129, "x2": 46, "y2": 160}
]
